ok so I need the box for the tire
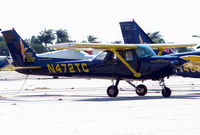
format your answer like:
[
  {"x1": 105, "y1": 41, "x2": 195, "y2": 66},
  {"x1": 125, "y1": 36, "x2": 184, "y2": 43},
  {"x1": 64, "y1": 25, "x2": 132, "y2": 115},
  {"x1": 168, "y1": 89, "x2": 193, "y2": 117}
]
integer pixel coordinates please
[
  {"x1": 136, "y1": 84, "x2": 147, "y2": 96},
  {"x1": 107, "y1": 86, "x2": 119, "y2": 97},
  {"x1": 161, "y1": 87, "x2": 171, "y2": 97},
  {"x1": 53, "y1": 76, "x2": 59, "y2": 79}
]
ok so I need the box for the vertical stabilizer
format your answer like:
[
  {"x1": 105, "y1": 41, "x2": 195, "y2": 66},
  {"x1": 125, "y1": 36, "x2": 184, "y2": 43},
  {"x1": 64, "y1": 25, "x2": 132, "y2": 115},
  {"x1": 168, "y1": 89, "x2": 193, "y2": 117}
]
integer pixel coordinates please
[
  {"x1": 2, "y1": 29, "x2": 38, "y2": 66},
  {"x1": 120, "y1": 19, "x2": 153, "y2": 44}
]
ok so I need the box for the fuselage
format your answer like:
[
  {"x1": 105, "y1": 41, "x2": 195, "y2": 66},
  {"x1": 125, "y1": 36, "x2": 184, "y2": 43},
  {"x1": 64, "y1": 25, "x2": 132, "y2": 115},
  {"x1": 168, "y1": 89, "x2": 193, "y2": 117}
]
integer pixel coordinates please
[{"x1": 16, "y1": 50, "x2": 184, "y2": 81}]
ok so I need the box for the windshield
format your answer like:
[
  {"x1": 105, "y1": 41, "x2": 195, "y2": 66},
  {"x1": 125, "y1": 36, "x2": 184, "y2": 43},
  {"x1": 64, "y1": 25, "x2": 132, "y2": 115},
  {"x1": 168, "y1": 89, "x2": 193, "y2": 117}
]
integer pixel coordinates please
[
  {"x1": 174, "y1": 47, "x2": 194, "y2": 53},
  {"x1": 136, "y1": 45, "x2": 156, "y2": 58},
  {"x1": 95, "y1": 51, "x2": 107, "y2": 60}
]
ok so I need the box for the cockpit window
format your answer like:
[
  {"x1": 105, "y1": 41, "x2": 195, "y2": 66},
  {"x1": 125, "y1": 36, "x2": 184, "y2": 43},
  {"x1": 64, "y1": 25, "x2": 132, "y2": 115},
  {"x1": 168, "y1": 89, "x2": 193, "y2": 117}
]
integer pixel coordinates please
[
  {"x1": 125, "y1": 50, "x2": 133, "y2": 61},
  {"x1": 95, "y1": 51, "x2": 108, "y2": 60},
  {"x1": 136, "y1": 45, "x2": 156, "y2": 58},
  {"x1": 174, "y1": 47, "x2": 194, "y2": 53},
  {"x1": 113, "y1": 50, "x2": 135, "y2": 61}
]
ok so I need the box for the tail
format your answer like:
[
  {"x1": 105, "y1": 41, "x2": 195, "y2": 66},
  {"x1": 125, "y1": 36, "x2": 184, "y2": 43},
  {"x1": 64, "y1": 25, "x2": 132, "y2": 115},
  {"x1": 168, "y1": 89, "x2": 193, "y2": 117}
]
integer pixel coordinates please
[
  {"x1": 1, "y1": 29, "x2": 38, "y2": 66},
  {"x1": 119, "y1": 19, "x2": 153, "y2": 44}
]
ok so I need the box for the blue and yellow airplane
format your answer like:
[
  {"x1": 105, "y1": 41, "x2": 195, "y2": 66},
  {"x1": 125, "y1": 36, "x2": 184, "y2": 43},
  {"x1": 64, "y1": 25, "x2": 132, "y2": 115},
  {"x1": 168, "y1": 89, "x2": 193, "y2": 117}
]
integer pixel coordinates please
[
  {"x1": 1, "y1": 28, "x2": 195, "y2": 97},
  {"x1": 120, "y1": 19, "x2": 200, "y2": 78}
]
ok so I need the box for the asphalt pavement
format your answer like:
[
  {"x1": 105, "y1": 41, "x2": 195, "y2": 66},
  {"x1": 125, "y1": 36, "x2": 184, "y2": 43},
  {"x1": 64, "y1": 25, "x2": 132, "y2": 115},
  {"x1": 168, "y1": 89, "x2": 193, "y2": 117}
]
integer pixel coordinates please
[{"x1": 0, "y1": 71, "x2": 200, "y2": 135}]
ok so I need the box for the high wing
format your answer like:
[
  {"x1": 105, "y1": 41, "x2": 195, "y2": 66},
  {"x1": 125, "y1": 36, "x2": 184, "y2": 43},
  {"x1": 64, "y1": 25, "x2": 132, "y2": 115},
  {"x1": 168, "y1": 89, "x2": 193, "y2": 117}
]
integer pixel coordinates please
[
  {"x1": 49, "y1": 43, "x2": 138, "y2": 51},
  {"x1": 49, "y1": 43, "x2": 197, "y2": 51}
]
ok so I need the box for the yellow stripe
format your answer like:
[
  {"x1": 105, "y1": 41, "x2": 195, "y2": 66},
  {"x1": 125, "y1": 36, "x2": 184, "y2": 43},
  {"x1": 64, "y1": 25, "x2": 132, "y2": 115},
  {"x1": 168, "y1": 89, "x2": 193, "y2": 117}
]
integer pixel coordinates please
[
  {"x1": 181, "y1": 55, "x2": 200, "y2": 63},
  {"x1": 4, "y1": 65, "x2": 42, "y2": 71},
  {"x1": 110, "y1": 49, "x2": 141, "y2": 78}
]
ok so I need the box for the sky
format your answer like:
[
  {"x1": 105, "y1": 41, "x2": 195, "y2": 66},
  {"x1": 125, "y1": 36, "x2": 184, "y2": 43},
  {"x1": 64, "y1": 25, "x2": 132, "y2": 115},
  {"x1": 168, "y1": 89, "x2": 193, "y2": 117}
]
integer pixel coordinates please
[{"x1": 1, "y1": 0, "x2": 200, "y2": 44}]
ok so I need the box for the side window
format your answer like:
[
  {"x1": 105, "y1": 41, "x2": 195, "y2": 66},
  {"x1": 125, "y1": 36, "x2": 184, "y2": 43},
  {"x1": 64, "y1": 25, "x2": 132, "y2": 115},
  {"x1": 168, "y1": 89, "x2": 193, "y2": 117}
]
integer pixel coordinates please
[
  {"x1": 113, "y1": 50, "x2": 136, "y2": 62},
  {"x1": 125, "y1": 51, "x2": 133, "y2": 61},
  {"x1": 114, "y1": 51, "x2": 125, "y2": 61}
]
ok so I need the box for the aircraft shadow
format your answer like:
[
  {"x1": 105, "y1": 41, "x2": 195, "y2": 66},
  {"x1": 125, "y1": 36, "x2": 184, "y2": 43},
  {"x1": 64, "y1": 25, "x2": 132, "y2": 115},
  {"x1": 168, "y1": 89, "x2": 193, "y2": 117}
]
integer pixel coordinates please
[
  {"x1": 75, "y1": 92, "x2": 200, "y2": 102},
  {"x1": 1, "y1": 89, "x2": 200, "y2": 103}
]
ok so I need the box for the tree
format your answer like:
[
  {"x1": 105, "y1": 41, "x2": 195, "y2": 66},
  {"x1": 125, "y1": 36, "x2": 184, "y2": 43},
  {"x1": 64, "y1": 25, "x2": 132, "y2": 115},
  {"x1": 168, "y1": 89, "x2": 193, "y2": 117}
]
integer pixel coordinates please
[
  {"x1": 87, "y1": 35, "x2": 97, "y2": 43},
  {"x1": 147, "y1": 31, "x2": 165, "y2": 43},
  {"x1": 38, "y1": 29, "x2": 56, "y2": 46},
  {"x1": 0, "y1": 36, "x2": 4, "y2": 42},
  {"x1": 0, "y1": 36, "x2": 9, "y2": 56},
  {"x1": 81, "y1": 40, "x2": 87, "y2": 43},
  {"x1": 111, "y1": 40, "x2": 122, "y2": 44},
  {"x1": 30, "y1": 43, "x2": 48, "y2": 54},
  {"x1": 30, "y1": 36, "x2": 42, "y2": 44},
  {"x1": 0, "y1": 42, "x2": 9, "y2": 56},
  {"x1": 55, "y1": 29, "x2": 70, "y2": 43}
]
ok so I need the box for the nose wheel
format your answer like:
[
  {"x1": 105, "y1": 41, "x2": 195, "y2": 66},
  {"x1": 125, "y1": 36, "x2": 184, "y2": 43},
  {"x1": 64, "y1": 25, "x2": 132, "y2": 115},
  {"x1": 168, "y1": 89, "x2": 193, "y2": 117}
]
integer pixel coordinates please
[
  {"x1": 160, "y1": 79, "x2": 171, "y2": 97},
  {"x1": 161, "y1": 87, "x2": 171, "y2": 97}
]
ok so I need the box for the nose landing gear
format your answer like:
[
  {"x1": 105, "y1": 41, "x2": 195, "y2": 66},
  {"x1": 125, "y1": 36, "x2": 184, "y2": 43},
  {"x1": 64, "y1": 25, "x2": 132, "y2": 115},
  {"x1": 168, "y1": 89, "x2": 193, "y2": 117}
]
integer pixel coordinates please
[{"x1": 160, "y1": 78, "x2": 171, "y2": 97}]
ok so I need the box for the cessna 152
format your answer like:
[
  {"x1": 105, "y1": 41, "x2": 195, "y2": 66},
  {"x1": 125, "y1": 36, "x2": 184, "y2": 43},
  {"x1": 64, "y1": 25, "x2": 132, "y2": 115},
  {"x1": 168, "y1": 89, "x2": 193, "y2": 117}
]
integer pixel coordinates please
[
  {"x1": 119, "y1": 19, "x2": 200, "y2": 78},
  {"x1": 2, "y1": 29, "x2": 195, "y2": 97}
]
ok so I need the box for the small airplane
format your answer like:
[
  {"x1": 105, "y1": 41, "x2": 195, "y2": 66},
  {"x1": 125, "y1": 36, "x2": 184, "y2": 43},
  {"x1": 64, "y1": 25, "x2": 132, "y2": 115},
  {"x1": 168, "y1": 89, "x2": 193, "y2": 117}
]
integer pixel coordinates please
[
  {"x1": 119, "y1": 19, "x2": 200, "y2": 78},
  {"x1": 1, "y1": 28, "x2": 195, "y2": 97}
]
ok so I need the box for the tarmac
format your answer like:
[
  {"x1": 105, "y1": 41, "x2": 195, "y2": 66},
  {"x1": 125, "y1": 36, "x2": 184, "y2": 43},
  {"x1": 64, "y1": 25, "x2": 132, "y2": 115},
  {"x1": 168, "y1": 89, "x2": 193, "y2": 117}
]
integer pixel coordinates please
[{"x1": 1, "y1": 71, "x2": 200, "y2": 135}]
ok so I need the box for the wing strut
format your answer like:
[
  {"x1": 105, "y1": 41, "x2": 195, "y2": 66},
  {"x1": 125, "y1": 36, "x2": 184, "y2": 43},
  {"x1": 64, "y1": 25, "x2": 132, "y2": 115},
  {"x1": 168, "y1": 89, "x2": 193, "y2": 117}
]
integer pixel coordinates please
[
  {"x1": 157, "y1": 48, "x2": 164, "y2": 56},
  {"x1": 110, "y1": 49, "x2": 141, "y2": 78}
]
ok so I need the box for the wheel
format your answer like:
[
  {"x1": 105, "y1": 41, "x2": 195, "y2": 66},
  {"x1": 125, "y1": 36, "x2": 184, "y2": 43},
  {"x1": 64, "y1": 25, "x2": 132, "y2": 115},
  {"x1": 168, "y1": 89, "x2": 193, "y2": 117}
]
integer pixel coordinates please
[
  {"x1": 107, "y1": 86, "x2": 119, "y2": 97},
  {"x1": 161, "y1": 87, "x2": 171, "y2": 97},
  {"x1": 136, "y1": 84, "x2": 147, "y2": 96},
  {"x1": 53, "y1": 76, "x2": 59, "y2": 79}
]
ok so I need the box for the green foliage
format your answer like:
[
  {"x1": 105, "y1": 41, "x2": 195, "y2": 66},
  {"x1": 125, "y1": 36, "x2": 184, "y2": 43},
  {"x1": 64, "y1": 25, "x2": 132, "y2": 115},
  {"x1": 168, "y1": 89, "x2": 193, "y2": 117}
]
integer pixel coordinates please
[
  {"x1": 56, "y1": 29, "x2": 70, "y2": 43},
  {"x1": 0, "y1": 36, "x2": 4, "y2": 42},
  {"x1": 81, "y1": 40, "x2": 87, "y2": 43},
  {"x1": 147, "y1": 31, "x2": 165, "y2": 43},
  {"x1": 111, "y1": 40, "x2": 122, "y2": 44},
  {"x1": 0, "y1": 41, "x2": 9, "y2": 56},
  {"x1": 0, "y1": 36, "x2": 9, "y2": 56},
  {"x1": 38, "y1": 29, "x2": 56, "y2": 46},
  {"x1": 30, "y1": 43, "x2": 48, "y2": 54},
  {"x1": 87, "y1": 35, "x2": 98, "y2": 43},
  {"x1": 31, "y1": 36, "x2": 42, "y2": 44}
]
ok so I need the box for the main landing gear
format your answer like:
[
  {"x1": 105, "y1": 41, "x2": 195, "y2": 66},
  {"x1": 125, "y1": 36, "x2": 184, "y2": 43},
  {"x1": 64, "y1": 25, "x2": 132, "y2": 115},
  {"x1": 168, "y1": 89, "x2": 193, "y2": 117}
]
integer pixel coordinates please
[
  {"x1": 106, "y1": 78, "x2": 172, "y2": 98},
  {"x1": 107, "y1": 80, "x2": 120, "y2": 97},
  {"x1": 107, "y1": 80, "x2": 148, "y2": 97},
  {"x1": 126, "y1": 81, "x2": 147, "y2": 96}
]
